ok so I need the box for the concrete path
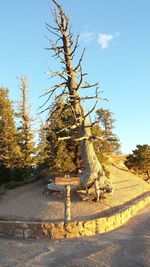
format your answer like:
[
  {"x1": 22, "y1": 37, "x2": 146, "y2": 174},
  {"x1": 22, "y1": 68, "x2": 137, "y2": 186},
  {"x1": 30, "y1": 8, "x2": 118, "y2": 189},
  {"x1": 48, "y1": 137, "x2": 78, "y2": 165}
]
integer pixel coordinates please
[{"x1": 0, "y1": 203, "x2": 150, "y2": 267}]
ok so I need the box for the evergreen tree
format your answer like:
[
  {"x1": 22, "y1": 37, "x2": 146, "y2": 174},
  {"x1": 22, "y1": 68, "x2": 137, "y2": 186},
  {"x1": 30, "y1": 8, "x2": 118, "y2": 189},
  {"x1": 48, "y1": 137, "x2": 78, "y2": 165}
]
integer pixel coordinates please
[
  {"x1": 38, "y1": 98, "x2": 82, "y2": 174},
  {"x1": 16, "y1": 77, "x2": 36, "y2": 177},
  {"x1": 91, "y1": 124, "x2": 108, "y2": 163},
  {"x1": 96, "y1": 108, "x2": 120, "y2": 154},
  {"x1": 37, "y1": 121, "x2": 49, "y2": 167},
  {"x1": 0, "y1": 87, "x2": 21, "y2": 184},
  {"x1": 125, "y1": 144, "x2": 150, "y2": 180}
]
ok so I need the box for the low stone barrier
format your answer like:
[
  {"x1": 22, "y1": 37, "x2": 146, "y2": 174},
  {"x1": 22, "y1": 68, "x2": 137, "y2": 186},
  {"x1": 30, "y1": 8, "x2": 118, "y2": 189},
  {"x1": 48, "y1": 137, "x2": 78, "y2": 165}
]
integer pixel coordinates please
[{"x1": 0, "y1": 192, "x2": 150, "y2": 239}]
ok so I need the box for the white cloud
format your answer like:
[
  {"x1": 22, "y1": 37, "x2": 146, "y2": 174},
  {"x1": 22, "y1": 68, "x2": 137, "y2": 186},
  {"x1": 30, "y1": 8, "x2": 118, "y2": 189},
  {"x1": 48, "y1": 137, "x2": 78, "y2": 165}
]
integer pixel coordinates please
[
  {"x1": 80, "y1": 31, "x2": 95, "y2": 43},
  {"x1": 98, "y1": 32, "x2": 119, "y2": 49}
]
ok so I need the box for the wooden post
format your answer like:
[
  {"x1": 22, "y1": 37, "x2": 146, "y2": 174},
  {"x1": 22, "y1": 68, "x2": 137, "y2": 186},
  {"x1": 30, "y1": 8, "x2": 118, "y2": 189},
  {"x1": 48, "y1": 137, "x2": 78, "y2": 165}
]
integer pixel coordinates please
[
  {"x1": 65, "y1": 185, "x2": 71, "y2": 222},
  {"x1": 54, "y1": 175, "x2": 80, "y2": 223}
]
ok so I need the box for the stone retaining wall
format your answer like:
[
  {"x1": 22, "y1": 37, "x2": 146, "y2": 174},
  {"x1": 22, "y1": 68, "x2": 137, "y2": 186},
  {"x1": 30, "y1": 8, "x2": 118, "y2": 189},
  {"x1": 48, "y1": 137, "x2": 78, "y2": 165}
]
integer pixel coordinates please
[{"x1": 0, "y1": 193, "x2": 150, "y2": 239}]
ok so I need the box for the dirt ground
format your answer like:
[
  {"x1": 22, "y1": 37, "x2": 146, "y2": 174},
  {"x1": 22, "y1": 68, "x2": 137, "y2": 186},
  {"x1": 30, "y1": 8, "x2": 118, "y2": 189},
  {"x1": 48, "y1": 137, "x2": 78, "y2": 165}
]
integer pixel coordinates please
[{"x1": 0, "y1": 163, "x2": 150, "y2": 222}]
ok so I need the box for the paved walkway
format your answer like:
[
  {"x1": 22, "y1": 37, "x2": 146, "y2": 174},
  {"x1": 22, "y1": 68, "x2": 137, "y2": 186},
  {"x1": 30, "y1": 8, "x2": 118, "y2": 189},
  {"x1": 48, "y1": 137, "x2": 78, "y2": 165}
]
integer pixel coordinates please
[{"x1": 0, "y1": 202, "x2": 150, "y2": 266}]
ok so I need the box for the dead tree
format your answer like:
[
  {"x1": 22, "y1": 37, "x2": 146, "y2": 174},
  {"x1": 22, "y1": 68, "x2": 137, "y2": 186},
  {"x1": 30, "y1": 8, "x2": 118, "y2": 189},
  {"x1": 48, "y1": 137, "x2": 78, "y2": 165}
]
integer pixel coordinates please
[{"x1": 45, "y1": 0, "x2": 113, "y2": 200}]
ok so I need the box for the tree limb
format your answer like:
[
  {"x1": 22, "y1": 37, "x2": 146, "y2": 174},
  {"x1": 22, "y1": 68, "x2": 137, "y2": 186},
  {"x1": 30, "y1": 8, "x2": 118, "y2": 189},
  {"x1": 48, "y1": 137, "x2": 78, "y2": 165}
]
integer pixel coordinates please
[
  {"x1": 70, "y1": 34, "x2": 80, "y2": 58},
  {"x1": 56, "y1": 122, "x2": 79, "y2": 133},
  {"x1": 45, "y1": 23, "x2": 62, "y2": 39},
  {"x1": 74, "y1": 48, "x2": 86, "y2": 72},
  {"x1": 80, "y1": 82, "x2": 99, "y2": 89},
  {"x1": 84, "y1": 99, "x2": 99, "y2": 119}
]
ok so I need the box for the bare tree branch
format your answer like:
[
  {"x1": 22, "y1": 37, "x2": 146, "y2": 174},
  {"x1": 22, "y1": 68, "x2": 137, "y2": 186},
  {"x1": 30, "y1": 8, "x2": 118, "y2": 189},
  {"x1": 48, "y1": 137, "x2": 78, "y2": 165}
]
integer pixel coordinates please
[
  {"x1": 52, "y1": 0, "x2": 61, "y2": 9},
  {"x1": 48, "y1": 101, "x2": 73, "y2": 126},
  {"x1": 39, "y1": 90, "x2": 56, "y2": 110},
  {"x1": 56, "y1": 122, "x2": 79, "y2": 133},
  {"x1": 58, "y1": 135, "x2": 88, "y2": 141},
  {"x1": 80, "y1": 82, "x2": 99, "y2": 89},
  {"x1": 74, "y1": 48, "x2": 86, "y2": 72},
  {"x1": 45, "y1": 23, "x2": 62, "y2": 39},
  {"x1": 84, "y1": 99, "x2": 99, "y2": 119},
  {"x1": 70, "y1": 34, "x2": 80, "y2": 58},
  {"x1": 58, "y1": 134, "x2": 107, "y2": 142},
  {"x1": 84, "y1": 120, "x2": 100, "y2": 128},
  {"x1": 75, "y1": 64, "x2": 83, "y2": 91}
]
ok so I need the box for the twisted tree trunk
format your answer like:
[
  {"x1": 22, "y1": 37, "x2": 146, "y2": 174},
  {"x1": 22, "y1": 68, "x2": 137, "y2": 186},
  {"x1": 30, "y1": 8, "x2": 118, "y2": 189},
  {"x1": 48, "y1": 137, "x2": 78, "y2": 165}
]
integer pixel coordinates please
[{"x1": 47, "y1": 0, "x2": 113, "y2": 200}]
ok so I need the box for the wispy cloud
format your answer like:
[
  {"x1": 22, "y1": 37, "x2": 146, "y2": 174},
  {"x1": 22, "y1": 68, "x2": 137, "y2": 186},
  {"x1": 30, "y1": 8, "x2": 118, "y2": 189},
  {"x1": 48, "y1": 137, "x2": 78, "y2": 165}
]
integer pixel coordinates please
[
  {"x1": 98, "y1": 32, "x2": 119, "y2": 49},
  {"x1": 79, "y1": 31, "x2": 95, "y2": 43}
]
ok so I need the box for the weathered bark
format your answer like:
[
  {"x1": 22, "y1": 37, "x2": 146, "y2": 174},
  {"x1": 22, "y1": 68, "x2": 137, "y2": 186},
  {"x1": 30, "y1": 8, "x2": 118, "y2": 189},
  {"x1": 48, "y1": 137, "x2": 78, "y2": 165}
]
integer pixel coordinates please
[
  {"x1": 146, "y1": 170, "x2": 150, "y2": 181},
  {"x1": 79, "y1": 120, "x2": 105, "y2": 185}
]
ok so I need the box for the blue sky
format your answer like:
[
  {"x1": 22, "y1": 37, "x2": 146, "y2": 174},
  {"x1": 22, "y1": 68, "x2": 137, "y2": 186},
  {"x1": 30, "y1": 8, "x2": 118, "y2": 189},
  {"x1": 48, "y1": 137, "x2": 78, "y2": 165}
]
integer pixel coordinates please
[{"x1": 0, "y1": 0, "x2": 150, "y2": 153}]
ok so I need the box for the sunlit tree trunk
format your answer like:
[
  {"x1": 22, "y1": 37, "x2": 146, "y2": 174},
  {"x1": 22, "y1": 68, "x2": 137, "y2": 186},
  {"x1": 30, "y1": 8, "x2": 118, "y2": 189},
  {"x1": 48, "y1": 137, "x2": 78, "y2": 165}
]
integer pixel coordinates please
[{"x1": 46, "y1": 0, "x2": 113, "y2": 199}]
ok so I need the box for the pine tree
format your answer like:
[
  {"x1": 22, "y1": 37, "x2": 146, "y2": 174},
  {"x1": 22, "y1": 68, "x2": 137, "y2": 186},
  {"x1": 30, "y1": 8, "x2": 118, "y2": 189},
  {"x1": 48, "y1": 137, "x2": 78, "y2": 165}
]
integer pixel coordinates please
[
  {"x1": 37, "y1": 121, "x2": 49, "y2": 167},
  {"x1": 125, "y1": 144, "x2": 150, "y2": 180},
  {"x1": 16, "y1": 77, "x2": 36, "y2": 178},
  {"x1": 91, "y1": 125, "x2": 108, "y2": 163},
  {"x1": 0, "y1": 87, "x2": 21, "y2": 185},
  {"x1": 38, "y1": 99, "x2": 81, "y2": 174},
  {"x1": 96, "y1": 108, "x2": 120, "y2": 154}
]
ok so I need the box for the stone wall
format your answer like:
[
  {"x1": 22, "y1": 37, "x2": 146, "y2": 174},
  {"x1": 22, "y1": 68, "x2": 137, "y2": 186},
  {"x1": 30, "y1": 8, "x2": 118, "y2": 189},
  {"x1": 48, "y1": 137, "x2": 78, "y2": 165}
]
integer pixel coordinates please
[{"x1": 0, "y1": 193, "x2": 150, "y2": 239}]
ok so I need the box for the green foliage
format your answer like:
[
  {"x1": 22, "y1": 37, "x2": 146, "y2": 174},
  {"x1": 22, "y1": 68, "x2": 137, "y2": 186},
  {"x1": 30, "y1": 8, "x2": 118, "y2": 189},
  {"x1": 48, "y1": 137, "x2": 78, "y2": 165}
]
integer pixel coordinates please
[
  {"x1": 38, "y1": 99, "x2": 82, "y2": 174},
  {"x1": 53, "y1": 141, "x2": 76, "y2": 173},
  {"x1": 16, "y1": 77, "x2": 36, "y2": 178},
  {"x1": 0, "y1": 80, "x2": 36, "y2": 188},
  {"x1": 96, "y1": 108, "x2": 120, "y2": 154},
  {"x1": 0, "y1": 87, "x2": 21, "y2": 185},
  {"x1": 125, "y1": 144, "x2": 150, "y2": 179},
  {"x1": 91, "y1": 125, "x2": 108, "y2": 164}
]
